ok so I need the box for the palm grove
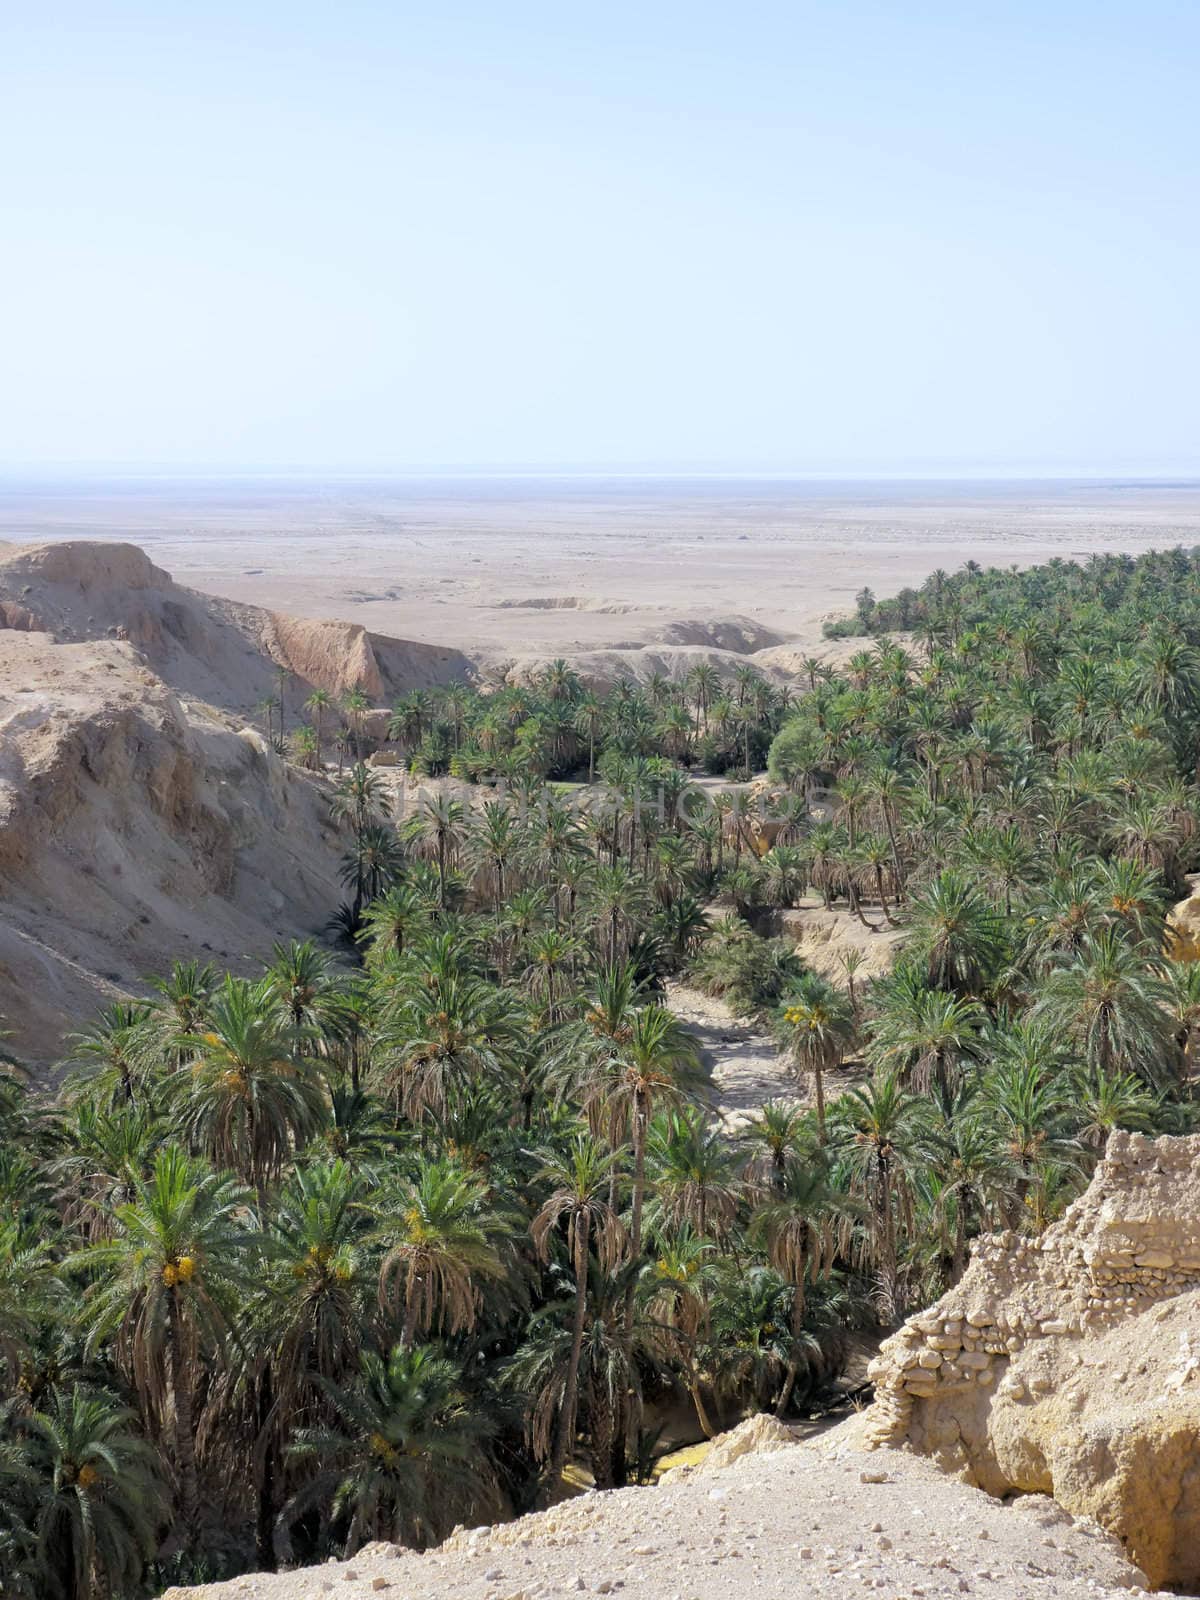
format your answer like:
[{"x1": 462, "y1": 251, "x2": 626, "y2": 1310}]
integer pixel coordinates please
[{"x1": 5, "y1": 547, "x2": 1200, "y2": 1596}]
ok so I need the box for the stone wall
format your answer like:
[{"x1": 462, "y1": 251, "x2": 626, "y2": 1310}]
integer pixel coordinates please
[{"x1": 864, "y1": 1130, "x2": 1200, "y2": 1588}]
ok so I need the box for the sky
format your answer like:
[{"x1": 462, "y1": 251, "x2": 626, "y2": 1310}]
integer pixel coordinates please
[{"x1": 2, "y1": 2, "x2": 1198, "y2": 476}]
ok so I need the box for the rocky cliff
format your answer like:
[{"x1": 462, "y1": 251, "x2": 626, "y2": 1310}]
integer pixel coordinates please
[
  {"x1": 865, "y1": 1129, "x2": 1200, "y2": 1589},
  {"x1": 0, "y1": 541, "x2": 473, "y2": 1067}
]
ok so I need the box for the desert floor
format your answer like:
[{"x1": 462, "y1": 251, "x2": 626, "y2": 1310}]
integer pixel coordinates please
[{"x1": 3, "y1": 476, "x2": 1199, "y2": 663}]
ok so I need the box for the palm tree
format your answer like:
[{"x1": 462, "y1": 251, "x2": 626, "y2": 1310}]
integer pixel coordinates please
[
  {"x1": 687, "y1": 662, "x2": 720, "y2": 733},
  {"x1": 65, "y1": 1002, "x2": 158, "y2": 1111},
  {"x1": 1070, "y1": 1062, "x2": 1159, "y2": 1152},
  {"x1": 587, "y1": 861, "x2": 651, "y2": 961},
  {"x1": 71, "y1": 1147, "x2": 255, "y2": 1537},
  {"x1": 290, "y1": 723, "x2": 320, "y2": 770},
  {"x1": 266, "y1": 938, "x2": 333, "y2": 1032},
  {"x1": 342, "y1": 688, "x2": 370, "y2": 758},
  {"x1": 375, "y1": 970, "x2": 522, "y2": 1119},
  {"x1": 305, "y1": 687, "x2": 333, "y2": 766},
  {"x1": 777, "y1": 973, "x2": 855, "y2": 1141},
  {"x1": 646, "y1": 1107, "x2": 742, "y2": 1241},
  {"x1": 358, "y1": 882, "x2": 427, "y2": 964},
  {"x1": 903, "y1": 870, "x2": 1007, "y2": 995},
  {"x1": 465, "y1": 799, "x2": 516, "y2": 905},
  {"x1": 984, "y1": 1041, "x2": 1080, "y2": 1228},
  {"x1": 833, "y1": 1072, "x2": 921, "y2": 1318},
  {"x1": 262, "y1": 1159, "x2": 369, "y2": 1392},
  {"x1": 149, "y1": 960, "x2": 218, "y2": 1060},
  {"x1": 25, "y1": 1386, "x2": 168, "y2": 1600},
  {"x1": 585, "y1": 1007, "x2": 699, "y2": 1277},
  {"x1": 530, "y1": 1134, "x2": 625, "y2": 1488},
  {"x1": 50, "y1": 1101, "x2": 165, "y2": 1241},
  {"x1": 177, "y1": 976, "x2": 330, "y2": 1193},
  {"x1": 642, "y1": 1231, "x2": 718, "y2": 1436},
  {"x1": 287, "y1": 1345, "x2": 496, "y2": 1554},
  {"x1": 376, "y1": 1159, "x2": 509, "y2": 1345},
  {"x1": 329, "y1": 762, "x2": 391, "y2": 836},
  {"x1": 1033, "y1": 928, "x2": 1174, "y2": 1087},
  {"x1": 919, "y1": 1082, "x2": 1013, "y2": 1280},
  {"x1": 341, "y1": 822, "x2": 405, "y2": 912},
  {"x1": 869, "y1": 982, "x2": 985, "y2": 1098},
  {"x1": 748, "y1": 1155, "x2": 853, "y2": 1413},
  {"x1": 740, "y1": 1099, "x2": 811, "y2": 1190},
  {"x1": 403, "y1": 793, "x2": 466, "y2": 907}
]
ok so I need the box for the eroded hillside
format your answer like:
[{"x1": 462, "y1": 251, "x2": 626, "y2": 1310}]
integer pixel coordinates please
[{"x1": 0, "y1": 540, "x2": 472, "y2": 1065}]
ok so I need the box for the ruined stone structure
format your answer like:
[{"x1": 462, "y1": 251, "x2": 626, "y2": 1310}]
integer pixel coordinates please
[{"x1": 865, "y1": 1129, "x2": 1200, "y2": 1589}]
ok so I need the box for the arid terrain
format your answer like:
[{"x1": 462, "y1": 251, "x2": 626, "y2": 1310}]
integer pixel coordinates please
[
  {"x1": 164, "y1": 1413, "x2": 1149, "y2": 1600},
  {"x1": 1, "y1": 475, "x2": 1197, "y2": 1064},
  {"x1": 4, "y1": 477, "x2": 1199, "y2": 683}
]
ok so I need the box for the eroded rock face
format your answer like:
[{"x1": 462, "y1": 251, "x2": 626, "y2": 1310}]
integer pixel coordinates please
[{"x1": 866, "y1": 1129, "x2": 1200, "y2": 1588}]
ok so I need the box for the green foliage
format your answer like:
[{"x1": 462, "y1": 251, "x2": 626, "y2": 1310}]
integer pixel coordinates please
[{"x1": 6, "y1": 550, "x2": 1200, "y2": 1589}]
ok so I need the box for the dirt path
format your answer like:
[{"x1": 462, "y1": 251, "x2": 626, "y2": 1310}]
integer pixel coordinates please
[
  {"x1": 666, "y1": 981, "x2": 865, "y2": 1131},
  {"x1": 666, "y1": 981, "x2": 794, "y2": 1129}
]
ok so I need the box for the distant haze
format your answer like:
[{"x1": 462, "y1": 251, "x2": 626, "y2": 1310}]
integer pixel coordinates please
[{"x1": 3, "y1": 3, "x2": 1198, "y2": 475}]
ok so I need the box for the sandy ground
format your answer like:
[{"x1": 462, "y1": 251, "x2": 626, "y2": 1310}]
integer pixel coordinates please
[
  {"x1": 167, "y1": 1419, "x2": 1149, "y2": 1600},
  {"x1": 3, "y1": 477, "x2": 1199, "y2": 667},
  {"x1": 670, "y1": 979, "x2": 871, "y2": 1129}
]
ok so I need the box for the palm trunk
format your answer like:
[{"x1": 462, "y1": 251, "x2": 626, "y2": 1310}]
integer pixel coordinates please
[
  {"x1": 589, "y1": 1381, "x2": 616, "y2": 1490},
  {"x1": 167, "y1": 1290, "x2": 201, "y2": 1538},
  {"x1": 688, "y1": 1365, "x2": 716, "y2": 1437},
  {"x1": 548, "y1": 1215, "x2": 590, "y2": 1493},
  {"x1": 255, "y1": 1367, "x2": 278, "y2": 1571},
  {"x1": 874, "y1": 865, "x2": 897, "y2": 925},
  {"x1": 879, "y1": 1158, "x2": 898, "y2": 1319},
  {"x1": 618, "y1": 1089, "x2": 649, "y2": 1476},
  {"x1": 775, "y1": 1272, "x2": 808, "y2": 1416},
  {"x1": 846, "y1": 877, "x2": 876, "y2": 930},
  {"x1": 883, "y1": 805, "x2": 905, "y2": 896}
]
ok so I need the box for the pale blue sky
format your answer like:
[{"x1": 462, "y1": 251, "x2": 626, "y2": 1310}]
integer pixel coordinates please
[{"x1": 2, "y1": 3, "x2": 1197, "y2": 474}]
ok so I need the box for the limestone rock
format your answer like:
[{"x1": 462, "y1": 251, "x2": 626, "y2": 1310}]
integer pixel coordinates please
[{"x1": 864, "y1": 1129, "x2": 1200, "y2": 1588}]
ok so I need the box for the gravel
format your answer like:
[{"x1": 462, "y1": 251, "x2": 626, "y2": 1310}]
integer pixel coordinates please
[{"x1": 166, "y1": 1422, "x2": 1151, "y2": 1600}]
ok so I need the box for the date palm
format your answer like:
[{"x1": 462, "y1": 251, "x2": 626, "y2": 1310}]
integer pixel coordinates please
[
  {"x1": 646, "y1": 1107, "x2": 742, "y2": 1241},
  {"x1": 587, "y1": 861, "x2": 651, "y2": 961},
  {"x1": 832, "y1": 1072, "x2": 922, "y2": 1318},
  {"x1": 984, "y1": 1041, "x2": 1080, "y2": 1228},
  {"x1": 266, "y1": 939, "x2": 333, "y2": 1032},
  {"x1": 740, "y1": 1099, "x2": 812, "y2": 1191},
  {"x1": 304, "y1": 687, "x2": 332, "y2": 766},
  {"x1": 374, "y1": 970, "x2": 523, "y2": 1119},
  {"x1": 64, "y1": 1002, "x2": 158, "y2": 1112},
  {"x1": 530, "y1": 1133, "x2": 625, "y2": 1488},
  {"x1": 748, "y1": 1154, "x2": 853, "y2": 1412},
  {"x1": 71, "y1": 1147, "x2": 255, "y2": 1537},
  {"x1": 25, "y1": 1385, "x2": 168, "y2": 1600},
  {"x1": 357, "y1": 882, "x2": 428, "y2": 964},
  {"x1": 287, "y1": 1344, "x2": 496, "y2": 1554},
  {"x1": 869, "y1": 980, "x2": 984, "y2": 1098},
  {"x1": 177, "y1": 976, "x2": 330, "y2": 1193},
  {"x1": 642, "y1": 1230, "x2": 717, "y2": 1436},
  {"x1": 1032, "y1": 928, "x2": 1174, "y2": 1087},
  {"x1": 469, "y1": 798, "x2": 520, "y2": 905},
  {"x1": 50, "y1": 1101, "x2": 165, "y2": 1241},
  {"x1": 403, "y1": 793, "x2": 466, "y2": 907},
  {"x1": 777, "y1": 973, "x2": 855, "y2": 1142},
  {"x1": 903, "y1": 869, "x2": 1007, "y2": 996},
  {"x1": 376, "y1": 1159, "x2": 509, "y2": 1345}
]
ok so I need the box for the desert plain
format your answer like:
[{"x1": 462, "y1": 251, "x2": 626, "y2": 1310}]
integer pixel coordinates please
[{"x1": 4, "y1": 476, "x2": 1200, "y2": 678}]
